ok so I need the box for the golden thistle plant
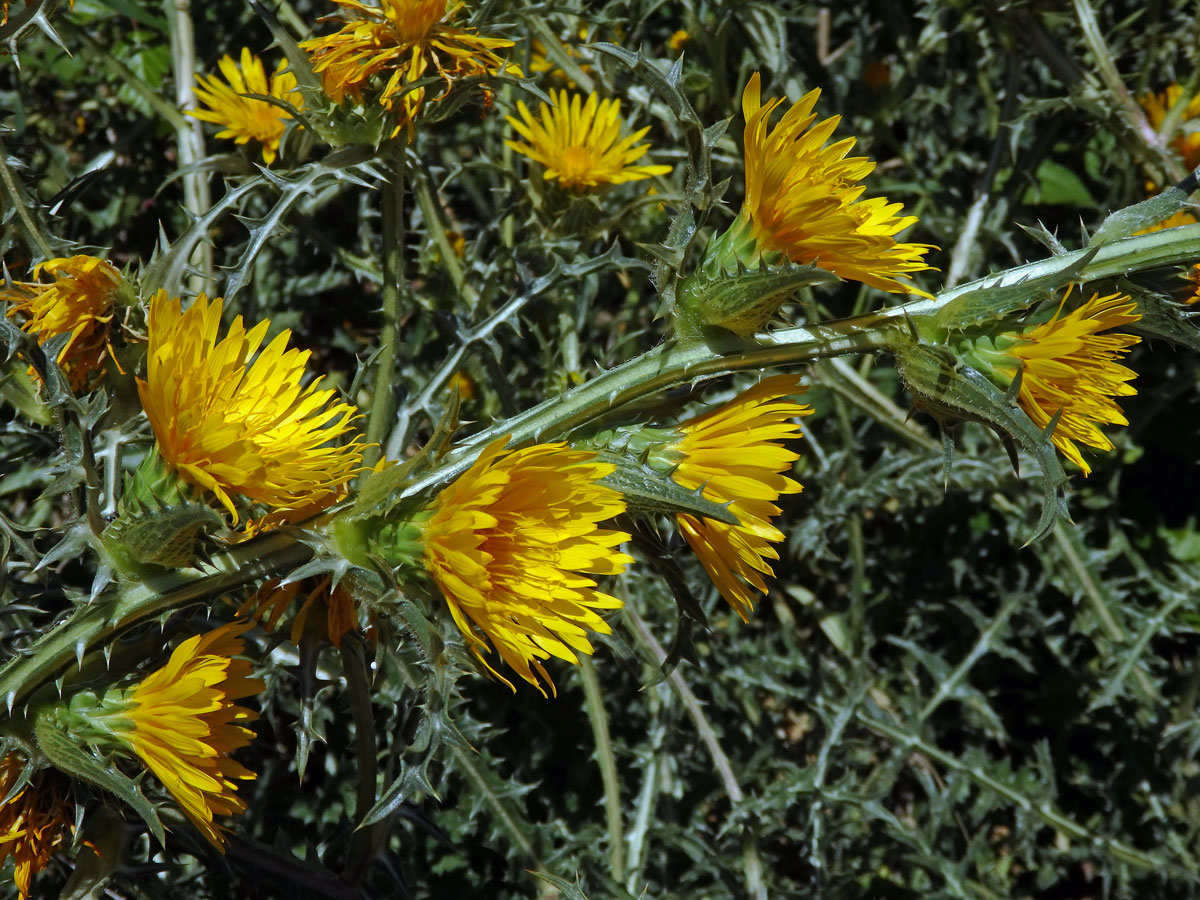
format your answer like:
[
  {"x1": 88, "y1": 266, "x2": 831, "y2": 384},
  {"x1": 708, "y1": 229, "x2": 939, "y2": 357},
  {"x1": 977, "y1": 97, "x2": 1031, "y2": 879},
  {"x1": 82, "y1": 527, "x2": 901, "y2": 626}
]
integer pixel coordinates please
[{"x1": 5, "y1": 1, "x2": 1200, "y2": 897}]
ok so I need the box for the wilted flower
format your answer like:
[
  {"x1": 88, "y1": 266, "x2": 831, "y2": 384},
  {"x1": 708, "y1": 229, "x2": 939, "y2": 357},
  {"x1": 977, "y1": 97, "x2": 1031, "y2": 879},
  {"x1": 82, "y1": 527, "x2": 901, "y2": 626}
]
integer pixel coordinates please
[
  {"x1": 422, "y1": 438, "x2": 632, "y2": 694},
  {"x1": 110, "y1": 623, "x2": 263, "y2": 848},
  {"x1": 301, "y1": 0, "x2": 518, "y2": 139},
  {"x1": 136, "y1": 291, "x2": 365, "y2": 524},
  {"x1": 738, "y1": 71, "x2": 932, "y2": 295},
  {"x1": 962, "y1": 292, "x2": 1141, "y2": 475},
  {"x1": 2, "y1": 255, "x2": 121, "y2": 390},
  {"x1": 0, "y1": 755, "x2": 72, "y2": 899},
  {"x1": 668, "y1": 375, "x2": 811, "y2": 620},
  {"x1": 189, "y1": 48, "x2": 304, "y2": 165},
  {"x1": 505, "y1": 89, "x2": 672, "y2": 192}
]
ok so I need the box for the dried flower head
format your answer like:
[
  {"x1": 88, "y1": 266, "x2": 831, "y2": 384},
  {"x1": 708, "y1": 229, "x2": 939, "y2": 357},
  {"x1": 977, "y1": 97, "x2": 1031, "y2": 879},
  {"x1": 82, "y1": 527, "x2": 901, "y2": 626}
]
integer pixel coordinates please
[
  {"x1": 2, "y1": 255, "x2": 121, "y2": 390},
  {"x1": 0, "y1": 755, "x2": 72, "y2": 899}
]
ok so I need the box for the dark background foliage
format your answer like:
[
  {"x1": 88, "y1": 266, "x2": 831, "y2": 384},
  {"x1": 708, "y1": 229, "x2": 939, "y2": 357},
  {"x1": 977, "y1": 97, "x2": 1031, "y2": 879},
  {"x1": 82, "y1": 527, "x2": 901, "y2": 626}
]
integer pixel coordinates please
[{"x1": 4, "y1": 0, "x2": 1200, "y2": 898}]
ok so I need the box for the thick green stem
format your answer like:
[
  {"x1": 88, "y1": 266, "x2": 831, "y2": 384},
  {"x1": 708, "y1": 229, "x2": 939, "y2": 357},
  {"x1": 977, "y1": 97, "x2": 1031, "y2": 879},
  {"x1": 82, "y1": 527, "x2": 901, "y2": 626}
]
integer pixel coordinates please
[
  {"x1": 364, "y1": 147, "x2": 407, "y2": 469},
  {"x1": 396, "y1": 320, "x2": 903, "y2": 502},
  {"x1": 0, "y1": 532, "x2": 311, "y2": 710},
  {"x1": 0, "y1": 135, "x2": 53, "y2": 260}
]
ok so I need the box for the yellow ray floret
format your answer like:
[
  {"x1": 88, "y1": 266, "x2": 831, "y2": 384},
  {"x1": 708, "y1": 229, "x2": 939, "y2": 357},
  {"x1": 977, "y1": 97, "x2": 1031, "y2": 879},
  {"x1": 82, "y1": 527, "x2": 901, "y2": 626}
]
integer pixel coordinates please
[
  {"x1": 422, "y1": 437, "x2": 632, "y2": 694},
  {"x1": 137, "y1": 291, "x2": 365, "y2": 524},
  {"x1": 1139, "y1": 83, "x2": 1200, "y2": 171},
  {"x1": 301, "y1": 0, "x2": 518, "y2": 139},
  {"x1": 1000, "y1": 292, "x2": 1141, "y2": 476},
  {"x1": 114, "y1": 623, "x2": 263, "y2": 849},
  {"x1": 189, "y1": 48, "x2": 304, "y2": 165},
  {"x1": 506, "y1": 89, "x2": 672, "y2": 192},
  {"x1": 740, "y1": 71, "x2": 933, "y2": 295},
  {"x1": 668, "y1": 375, "x2": 812, "y2": 621},
  {"x1": 0, "y1": 755, "x2": 72, "y2": 899},
  {"x1": 2, "y1": 255, "x2": 120, "y2": 390}
]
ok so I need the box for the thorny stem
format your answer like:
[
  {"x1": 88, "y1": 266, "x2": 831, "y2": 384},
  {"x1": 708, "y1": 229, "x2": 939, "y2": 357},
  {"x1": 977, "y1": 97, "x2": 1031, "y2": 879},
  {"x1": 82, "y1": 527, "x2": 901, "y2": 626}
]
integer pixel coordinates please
[
  {"x1": 163, "y1": 0, "x2": 213, "y2": 295},
  {"x1": 624, "y1": 608, "x2": 766, "y2": 900},
  {"x1": 413, "y1": 167, "x2": 475, "y2": 308},
  {"x1": 8, "y1": 223, "x2": 1200, "y2": 712},
  {"x1": 1071, "y1": 0, "x2": 1188, "y2": 185},
  {"x1": 364, "y1": 145, "x2": 407, "y2": 470},
  {"x1": 0, "y1": 532, "x2": 311, "y2": 710},
  {"x1": 859, "y1": 711, "x2": 1171, "y2": 872},
  {"x1": 579, "y1": 656, "x2": 625, "y2": 882},
  {"x1": 1052, "y1": 520, "x2": 1158, "y2": 706},
  {"x1": 342, "y1": 636, "x2": 383, "y2": 881},
  {"x1": 0, "y1": 136, "x2": 53, "y2": 260}
]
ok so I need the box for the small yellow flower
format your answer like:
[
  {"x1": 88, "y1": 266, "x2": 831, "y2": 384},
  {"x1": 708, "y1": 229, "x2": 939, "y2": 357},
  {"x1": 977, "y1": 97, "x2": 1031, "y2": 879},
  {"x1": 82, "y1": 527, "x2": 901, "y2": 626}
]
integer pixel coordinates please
[
  {"x1": 667, "y1": 29, "x2": 690, "y2": 54},
  {"x1": 740, "y1": 71, "x2": 933, "y2": 295},
  {"x1": 113, "y1": 623, "x2": 263, "y2": 849},
  {"x1": 668, "y1": 375, "x2": 812, "y2": 621},
  {"x1": 1139, "y1": 84, "x2": 1200, "y2": 171},
  {"x1": 422, "y1": 437, "x2": 632, "y2": 694},
  {"x1": 189, "y1": 48, "x2": 304, "y2": 165},
  {"x1": 137, "y1": 291, "x2": 365, "y2": 524},
  {"x1": 301, "y1": 0, "x2": 518, "y2": 139},
  {"x1": 987, "y1": 292, "x2": 1141, "y2": 476},
  {"x1": 506, "y1": 89, "x2": 672, "y2": 192},
  {"x1": 0, "y1": 755, "x2": 72, "y2": 899},
  {"x1": 2, "y1": 255, "x2": 120, "y2": 390}
]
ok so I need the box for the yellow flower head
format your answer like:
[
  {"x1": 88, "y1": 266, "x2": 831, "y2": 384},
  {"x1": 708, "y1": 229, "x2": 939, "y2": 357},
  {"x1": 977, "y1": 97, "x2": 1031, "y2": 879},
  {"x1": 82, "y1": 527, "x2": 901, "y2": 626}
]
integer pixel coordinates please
[
  {"x1": 667, "y1": 29, "x2": 690, "y2": 54},
  {"x1": 740, "y1": 71, "x2": 933, "y2": 295},
  {"x1": 301, "y1": 0, "x2": 518, "y2": 139},
  {"x1": 114, "y1": 623, "x2": 263, "y2": 849},
  {"x1": 137, "y1": 291, "x2": 365, "y2": 524},
  {"x1": 189, "y1": 48, "x2": 304, "y2": 165},
  {"x1": 422, "y1": 438, "x2": 632, "y2": 694},
  {"x1": 668, "y1": 375, "x2": 812, "y2": 621},
  {"x1": 988, "y1": 292, "x2": 1141, "y2": 476},
  {"x1": 2, "y1": 255, "x2": 120, "y2": 390},
  {"x1": 506, "y1": 89, "x2": 672, "y2": 192},
  {"x1": 0, "y1": 755, "x2": 72, "y2": 899},
  {"x1": 1139, "y1": 84, "x2": 1200, "y2": 171}
]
